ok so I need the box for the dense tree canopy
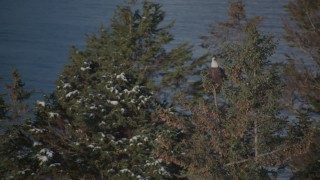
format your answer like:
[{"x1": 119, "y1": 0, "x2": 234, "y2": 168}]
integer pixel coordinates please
[
  {"x1": 283, "y1": 0, "x2": 320, "y2": 178},
  {"x1": 0, "y1": 1, "x2": 191, "y2": 179},
  {"x1": 156, "y1": 1, "x2": 289, "y2": 179},
  {"x1": 0, "y1": 0, "x2": 319, "y2": 179}
]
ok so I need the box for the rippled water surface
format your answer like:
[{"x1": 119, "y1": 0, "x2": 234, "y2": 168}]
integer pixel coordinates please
[{"x1": 0, "y1": 0, "x2": 289, "y2": 97}]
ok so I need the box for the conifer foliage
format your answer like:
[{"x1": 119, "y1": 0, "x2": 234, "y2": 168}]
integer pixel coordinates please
[
  {"x1": 0, "y1": 69, "x2": 33, "y2": 178},
  {"x1": 0, "y1": 0, "x2": 192, "y2": 179},
  {"x1": 0, "y1": 93, "x2": 8, "y2": 120},
  {"x1": 283, "y1": 0, "x2": 320, "y2": 178},
  {"x1": 3, "y1": 68, "x2": 32, "y2": 122},
  {"x1": 1, "y1": 0, "x2": 319, "y2": 179},
  {"x1": 156, "y1": 1, "x2": 294, "y2": 179},
  {"x1": 284, "y1": 0, "x2": 320, "y2": 112}
]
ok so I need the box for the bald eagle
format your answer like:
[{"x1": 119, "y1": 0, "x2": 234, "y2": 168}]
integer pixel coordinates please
[
  {"x1": 209, "y1": 57, "x2": 226, "y2": 109},
  {"x1": 210, "y1": 57, "x2": 226, "y2": 90}
]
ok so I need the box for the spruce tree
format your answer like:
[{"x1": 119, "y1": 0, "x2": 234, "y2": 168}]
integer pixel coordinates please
[
  {"x1": 0, "y1": 68, "x2": 32, "y2": 127},
  {"x1": 3, "y1": 68, "x2": 32, "y2": 121},
  {"x1": 284, "y1": 0, "x2": 320, "y2": 112},
  {"x1": 283, "y1": 0, "x2": 320, "y2": 178},
  {"x1": 0, "y1": 93, "x2": 8, "y2": 120},
  {"x1": 0, "y1": 0, "x2": 190, "y2": 179},
  {"x1": 156, "y1": 1, "x2": 295, "y2": 179},
  {"x1": 0, "y1": 69, "x2": 34, "y2": 179}
]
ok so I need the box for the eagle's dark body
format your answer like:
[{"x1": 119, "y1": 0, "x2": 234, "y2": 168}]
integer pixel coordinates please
[{"x1": 210, "y1": 67, "x2": 226, "y2": 89}]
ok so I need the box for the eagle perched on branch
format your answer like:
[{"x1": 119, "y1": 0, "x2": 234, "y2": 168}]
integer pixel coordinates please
[
  {"x1": 209, "y1": 57, "x2": 226, "y2": 109},
  {"x1": 210, "y1": 57, "x2": 226, "y2": 90}
]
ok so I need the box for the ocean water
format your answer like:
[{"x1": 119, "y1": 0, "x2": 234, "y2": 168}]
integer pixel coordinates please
[{"x1": 0, "y1": 0, "x2": 289, "y2": 99}]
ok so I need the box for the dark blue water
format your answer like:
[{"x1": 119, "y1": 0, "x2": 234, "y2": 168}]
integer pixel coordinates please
[{"x1": 0, "y1": 0, "x2": 289, "y2": 99}]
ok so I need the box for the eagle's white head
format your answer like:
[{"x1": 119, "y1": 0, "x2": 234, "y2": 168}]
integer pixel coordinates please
[{"x1": 211, "y1": 57, "x2": 219, "y2": 68}]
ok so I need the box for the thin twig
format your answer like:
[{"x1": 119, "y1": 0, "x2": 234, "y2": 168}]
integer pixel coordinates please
[{"x1": 225, "y1": 146, "x2": 286, "y2": 166}]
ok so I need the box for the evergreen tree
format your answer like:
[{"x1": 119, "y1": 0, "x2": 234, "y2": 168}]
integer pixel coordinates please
[
  {"x1": 284, "y1": 0, "x2": 320, "y2": 112},
  {"x1": 0, "y1": 0, "x2": 190, "y2": 179},
  {"x1": 156, "y1": 1, "x2": 299, "y2": 179},
  {"x1": 5, "y1": 68, "x2": 32, "y2": 121},
  {"x1": 283, "y1": 0, "x2": 320, "y2": 178},
  {"x1": 0, "y1": 93, "x2": 8, "y2": 120},
  {"x1": 0, "y1": 68, "x2": 32, "y2": 129},
  {"x1": 23, "y1": 72, "x2": 172, "y2": 179},
  {"x1": 0, "y1": 69, "x2": 34, "y2": 179}
]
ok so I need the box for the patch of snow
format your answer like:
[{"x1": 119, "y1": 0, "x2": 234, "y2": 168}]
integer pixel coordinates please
[
  {"x1": 120, "y1": 169, "x2": 131, "y2": 173},
  {"x1": 145, "y1": 158, "x2": 163, "y2": 167},
  {"x1": 136, "y1": 175, "x2": 145, "y2": 180},
  {"x1": 17, "y1": 168, "x2": 30, "y2": 175},
  {"x1": 29, "y1": 127, "x2": 45, "y2": 134},
  {"x1": 99, "y1": 121, "x2": 106, "y2": 126},
  {"x1": 35, "y1": 155, "x2": 49, "y2": 165},
  {"x1": 94, "y1": 146, "x2": 101, "y2": 151},
  {"x1": 49, "y1": 163, "x2": 61, "y2": 168},
  {"x1": 80, "y1": 66, "x2": 91, "y2": 71},
  {"x1": 89, "y1": 105, "x2": 98, "y2": 110},
  {"x1": 36, "y1": 101, "x2": 46, "y2": 107},
  {"x1": 130, "y1": 135, "x2": 141, "y2": 142},
  {"x1": 76, "y1": 158, "x2": 83, "y2": 163},
  {"x1": 40, "y1": 148, "x2": 54, "y2": 158},
  {"x1": 105, "y1": 86, "x2": 119, "y2": 94},
  {"x1": 66, "y1": 90, "x2": 79, "y2": 98},
  {"x1": 48, "y1": 112, "x2": 59, "y2": 118},
  {"x1": 107, "y1": 100, "x2": 119, "y2": 105},
  {"x1": 106, "y1": 134, "x2": 115, "y2": 140},
  {"x1": 132, "y1": 86, "x2": 141, "y2": 93},
  {"x1": 158, "y1": 166, "x2": 170, "y2": 176},
  {"x1": 76, "y1": 99, "x2": 83, "y2": 104},
  {"x1": 123, "y1": 89, "x2": 130, "y2": 94},
  {"x1": 100, "y1": 132, "x2": 106, "y2": 138},
  {"x1": 33, "y1": 141, "x2": 42, "y2": 147},
  {"x1": 119, "y1": 168, "x2": 134, "y2": 176},
  {"x1": 63, "y1": 83, "x2": 71, "y2": 89},
  {"x1": 107, "y1": 169, "x2": 115, "y2": 173},
  {"x1": 116, "y1": 72, "x2": 128, "y2": 82},
  {"x1": 76, "y1": 129, "x2": 83, "y2": 133},
  {"x1": 156, "y1": 159, "x2": 163, "y2": 164},
  {"x1": 87, "y1": 144, "x2": 101, "y2": 151}
]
